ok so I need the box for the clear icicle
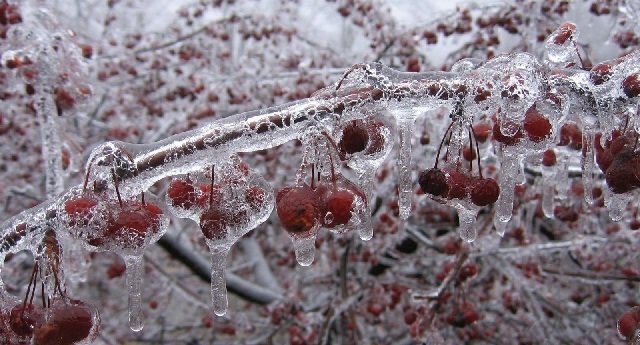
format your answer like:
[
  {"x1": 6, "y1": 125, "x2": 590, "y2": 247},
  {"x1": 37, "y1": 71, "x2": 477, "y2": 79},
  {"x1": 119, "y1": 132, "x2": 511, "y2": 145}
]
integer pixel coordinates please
[
  {"x1": 496, "y1": 153, "x2": 518, "y2": 224},
  {"x1": 292, "y1": 233, "x2": 316, "y2": 266},
  {"x1": 357, "y1": 214, "x2": 373, "y2": 241},
  {"x1": 396, "y1": 117, "x2": 416, "y2": 220},
  {"x1": 456, "y1": 206, "x2": 479, "y2": 243},
  {"x1": 125, "y1": 255, "x2": 145, "y2": 332},
  {"x1": 208, "y1": 244, "x2": 230, "y2": 316},
  {"x1": 494, "y1": 218, "x2": 509, "y2": 237},
  {"x1": 35, "y1": 89, "x2": 64, "y2": 198},
  {"x1": 605, "y1": 190, "x2": 631, "y2": 221},
  {"x1": 556, "y1": 155, "x2": 569, "y2": 200},
  {"x1": 541, "y1": 167, "x2": 556, "y2": 218},
  {"x1": 581, "y1": 126, "x2": 596, "y2": 205}
]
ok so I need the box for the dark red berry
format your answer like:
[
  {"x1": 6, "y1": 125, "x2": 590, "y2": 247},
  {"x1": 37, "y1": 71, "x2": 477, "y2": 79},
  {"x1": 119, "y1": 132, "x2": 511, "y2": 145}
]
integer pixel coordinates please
[
  {"x1": 472, "y1": 122, "x2": 492, "y2": 143},
  {"x1": 64, "y1": 196, "x2": 98, "y2": 227},
  {"x1": 339, "y1": 120, "x2": 369, "y2": 155},
  {"x1": 199, "y1": 206, "x2": 246, "y2": 241},
  {"x1": 321, "y1": 189, "x2": 355, "y2": 228},
  {"x1": 470, "y1": 178, "x2": 500, "y2": 206},
  {"x1": 418, "y1": 168, "x2": 448, "y2": 197},
  {"x1": 552, "y1": 22, "x2": 576, "y2": 45},
  {"x1": 623, "y1": 74, "x2": 640, "y2": 98},
  {"x1": 542, "y1": 149, "x2": 556, "y2": 166},
  {"x1": 590, "y1": 63, "x2": 612, "y2": 85},
  {"x1": 523, "y1": 106, "x2": 552, "y2": 142},
  {"x1": 492, "y1": 119, "x2": 523, "y2": 146},
  {"x1": 558, "y1": 122, "x2": 582, "y2": 150},
  {"x1": 605, "y1": 152, "x2": 640, "y2": 193},
  {"x1": 95, "y1": 202, "x2": 163, "y2": 248},
  {"x1": 446, "y1": 302, "x2": 479, "y2": 328},
  {"x1": 9, "y1": 304, "x2": 44, "y2": 337},
  {"x1": 447, "y1": 170, "x2": 472, "y2": 200},
  {"x1": 33, "y1": 301, "x2": 94, "y2": 345},
  {"x1": 276, "y1": 185, "x2": 319, "y2": 234},
  {"x1": 618, "y1": 306, "x2": 640, "y2": 340},
  {"x1": 168, "y1": 179, "x2": 197, "y2": 209}
]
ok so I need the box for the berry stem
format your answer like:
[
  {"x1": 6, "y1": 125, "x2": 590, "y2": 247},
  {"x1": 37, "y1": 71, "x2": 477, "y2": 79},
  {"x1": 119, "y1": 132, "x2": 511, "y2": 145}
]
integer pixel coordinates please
[
  {"x1": 311, "y1": 163, "x2": 315, "y2": 190},
  {"x1": 111, "y1": 168, "x2": 123, "y2": 207},
  {"x1": 435, "y1": 121, "x2": 456, "y2": 169},
  {"x1": 467, "y1": 128, "x2": 474, "y2": 173},
  {"x1": 470, "y1": 125, "x2": 483, "y2": 179},
  {"x1": 209, "y1": 165, "x2": 215, "y2": 207}
]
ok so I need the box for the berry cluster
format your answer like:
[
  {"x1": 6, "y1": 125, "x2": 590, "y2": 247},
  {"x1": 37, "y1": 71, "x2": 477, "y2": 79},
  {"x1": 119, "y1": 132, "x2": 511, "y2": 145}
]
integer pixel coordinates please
[
  {"x1": 595, "y1": 128, "x2": 640, "y2": 194},
  {"x1": 419, "y1": 119, "x2": 499, "y2": 207}
]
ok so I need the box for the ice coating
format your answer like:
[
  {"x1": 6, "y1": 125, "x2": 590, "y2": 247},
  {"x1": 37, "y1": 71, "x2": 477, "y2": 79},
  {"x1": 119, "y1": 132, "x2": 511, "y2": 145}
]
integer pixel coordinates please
[
  {"x1": 208, "y1": 244, "x2": 231, "y2": 316},
  {"x1": 125, "y1": 255, "x2": 144, "y2": 331}
]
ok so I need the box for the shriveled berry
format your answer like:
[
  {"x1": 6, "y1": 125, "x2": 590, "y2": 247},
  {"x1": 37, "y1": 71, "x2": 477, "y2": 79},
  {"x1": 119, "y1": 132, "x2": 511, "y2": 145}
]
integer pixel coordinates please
[
  {"x1": 276, "y1": 186, "x2": 319, "y2": 234},
  {"x1": 470, "y1": 178, "x2": 500, "y2": 206},
  {"x1": 339, "y1": 120, "x2": 369, "y2": 155},
  {"x1": 605, "y1": 153, "x2": 640, "y2": 194},
  {"x1": 418, "y1": 168, "x2": 448, "y2": 197},
  {"x1": 558, "y1": 122, "x2": 582, "y2": 150}
]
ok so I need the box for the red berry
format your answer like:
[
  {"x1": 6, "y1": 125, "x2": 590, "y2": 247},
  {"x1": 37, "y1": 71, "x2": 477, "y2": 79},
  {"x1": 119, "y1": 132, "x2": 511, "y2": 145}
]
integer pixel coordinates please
[
  {"x1": 492, "y1": 119, "x2": 523, "y2": 146},
  {"x1": 552, "y1": 22, "x2": 576, "y2": 45},
  {"x1": 542, "y1": 149, "x2": 556, "y2": 166},
  {"x1": 470, "y1": 178, "x2": 500, "y2": 206},
  {"x1": 618, "y1": 306, "x2": 640, "y2": 340},
  {"x1": 462, "y1": 146, "x2": 476, "y2": 161},
  {"x1": 96, "y1": 201, "x2": 163, "y2": 249},
  {"x1": 364, "y1": 120, "x2": 386, "y2": 155},
  {"x1": 245, "y1": 186, "x2": 267, "y2": 211},
  {"x1": 418, "y1": 168, "x2": 448, "y2": 197},
  {"x1": 9, "y1": 304, "x2": 44, "y2": 337},
  {"x1": 196, "y1": 183, "x2": 222, "y2": 208},
  {"x1": 276, "y1": 185, "x2": 319, "y2": 234},
  {"x1": 321, "y1": 189, "x2": 355, "y2": 228},
  {"x1": 33, "y1": 301, "x2": 95, "y2": 345},
  {"x1": 523, "y1": 106, "x2": 552, "y2": 142},
  {"x1": 472, "y1": 122, "x2": 492, "y2": 143},
  {"x1": 446, "y1": 301, "x2": 479, "y2": 328},
  {"x1": 64, "y1": 196, "x2": 98, "y2": 227},
  {"x1": 558, "y1": 122, "x2": 582, "y2": 150},
  {"x1": 447, "y1": 170, "x2": 472, "y2": 200},
  {"x1": 605, "y1": 152, "x2": 640, "y2": 193},
  {"x1": 590, "y1": 63, "x2": 612, "y2": 85},
  {"x1": 168, "y1": 178, "x2": 197, "y2": 209},
  {"x1": 199, "y1": 205, "x2": 247, "y2": 241},
  {"x1": 623, "y1": 74, "x2": 640, "y2": 98},
  {"x1": 339, "y1": 120, "x2": 369, "y2": 155}
]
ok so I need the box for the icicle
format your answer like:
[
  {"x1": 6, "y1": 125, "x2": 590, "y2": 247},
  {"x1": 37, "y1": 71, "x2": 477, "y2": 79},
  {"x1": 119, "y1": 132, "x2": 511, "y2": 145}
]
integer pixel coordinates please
[
  {"x1": 605, "y1": 190, "x2": 631, "y2": 221},
  {"x1": 35, "y1": 88, "x2": 64, "y2": 198},
  {"x1": 541, "y1": 167, "x2": 556, "y2": 218},
  {"x1": 456, "y1": 206, "x2": 479, "y2": 243},
  {"x1": 581, "y1": 125, "x2": 596, "y2": 205},
  {"x1": 496, "y1": 152, "x2": 518, "y2": 225},
  {"x1": 63, "y1": 236, "x2": 90, "y2": 284},
  {"x1": 556, "y1": 154, "x2": 570, "y2": 200},
  {"x1": 207, "y1": 243, "x2": 230, "y2": 316},
  {"x1": 357, "y1": 214, "x2": 373, "y2": 241},
  {"x1": 292, "y1": 233, "x2": 316, "y2": 266},
  {"x1": 125, "y1": 255, "x2": 145, "y2": 332},
  {"x1": 396, "y1": 115, "x2": 417, "y2": 220}
]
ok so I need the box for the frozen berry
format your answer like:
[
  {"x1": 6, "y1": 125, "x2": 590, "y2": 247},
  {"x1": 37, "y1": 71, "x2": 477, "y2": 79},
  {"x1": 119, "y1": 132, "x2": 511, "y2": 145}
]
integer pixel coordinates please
[
  {"x1": 542, "y1": 149, "x2": 556, "y2": 166},
  {"x1": 552, "y1": 22, "x2": 577, "y2": 45},
  {"x1": 558, "y1": 122, "x2": 582, "y2": 150},
  {"x1": 276, "y1": 185, "x2": 319, "y2": 234},
  {"x1": 470, "y1": 178, "x2": 500, "y2": 206},
  {"x1": 492, "y1": 119, "x2": 523, "y2": 146},
  {"x1": 199, "y1": 206, "x2": 246, "y2": 241},
  {"x1": 523, "y1": 106, "x2": 552, "y2": 142},
  {"x1": 446, "y1": 170, "x2": 471, "y2": 200},
  {"x1": 64, "y1": 196, "x2": 98, "y2": 227},
  {"x1": 418, "y1": 168, "x2": 448, "y2": 197},
  {"x1": 623, "y1": 74, "x2": 640, "y2": 98},
  {"x1": 167, "y1": 178, "x2": 197, "y2": 209},
  {"x1": 590, "y1": 63, "x2": 612, "y2": 85},
  {"x1": 321, "y1": 189, "x2": 355, "y2": 228},
  {"x1": 96, "y1": 201, "x2": 163, "y2": 248},
  {"x1": 33, "y1": 301, "x2": 94, "y2": 345},
  {"x1": 9, "y1": 304, "x2": 44, "y2": 337},
  {"x1": 605, "y1": 153, "x2": 640, "y2": 194},
  {"x1": 618, "y1": 306, "x2": 640, "y2": 340},
  {"x1": 339, "y1": 120, "x2": 369, "y2": 155}
]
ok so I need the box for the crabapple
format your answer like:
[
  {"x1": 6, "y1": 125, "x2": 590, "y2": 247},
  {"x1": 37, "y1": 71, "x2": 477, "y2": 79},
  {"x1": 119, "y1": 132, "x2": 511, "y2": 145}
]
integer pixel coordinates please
[
  {"x1": 9, "y1": 303, "x2": 44, "y2": 337},
  {"x1": 618, "y1": 306, "x2": 640, "y2": 340},
  {"x1": 523, "y1": 106, "x2": 552, "y2": 142},
  {"x1": 418, "y1": 168, "x2": 448, "y2": 197},
  {"x1": 470, "y1": 178, "x2": 500, "y2": 206},
  {"x1": 167, "y1": 178, "x2": 197, "y2": 209},
  {"x1": 33, "y1": 300, "x2": 95, "y2": 345},
  {"x1": 321, "y1": 189, "x2": 355, "y2": 228},
  {"x1": 276, "y1": 185, "x2": 319, "y2": 234}
]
